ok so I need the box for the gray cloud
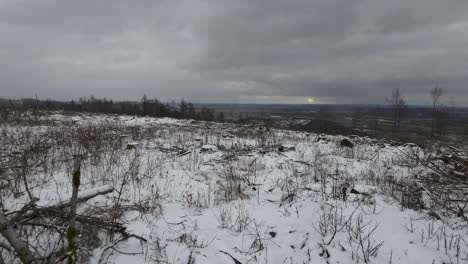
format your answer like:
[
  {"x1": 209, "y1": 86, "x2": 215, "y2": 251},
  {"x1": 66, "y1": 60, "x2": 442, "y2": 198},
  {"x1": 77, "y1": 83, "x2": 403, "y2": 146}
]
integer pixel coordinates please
[{"x1": 1, "y1": 0, "x2": 468, "y2": 105}]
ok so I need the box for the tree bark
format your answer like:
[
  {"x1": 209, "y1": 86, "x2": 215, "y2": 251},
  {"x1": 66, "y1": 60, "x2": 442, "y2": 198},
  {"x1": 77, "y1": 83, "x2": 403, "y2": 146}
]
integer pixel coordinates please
[
  {"x1": 66, "y1": 155, "x2": 82, "y2": 263},
  {"x1": 21, "y1": 185, "x2": 113, "y2": 221},
  {"x1": 0, "y1": 212, "x2": 36, "y2": 264}
]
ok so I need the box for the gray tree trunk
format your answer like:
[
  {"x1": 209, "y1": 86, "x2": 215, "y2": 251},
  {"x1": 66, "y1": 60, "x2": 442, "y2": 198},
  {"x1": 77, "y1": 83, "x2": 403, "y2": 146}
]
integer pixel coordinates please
[
  {"x1": 66, "y1": 155, "x2": 82, "y2": 263},
  {"x1": 0, "y1": 212, "x2": 35, "y2": 264}
]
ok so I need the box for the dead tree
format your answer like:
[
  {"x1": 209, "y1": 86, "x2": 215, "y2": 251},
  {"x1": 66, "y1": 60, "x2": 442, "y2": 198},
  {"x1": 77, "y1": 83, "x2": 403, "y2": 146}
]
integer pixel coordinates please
[
  {"x1": 1, "y1": 184, "x2": 114, "y2": 263},
  {"x1": 435, "y1": 107, "x2": 449, "y2": 137},
  {"x1": 386, "y1": 88, "x2": 406, "y2": 134},
  {"x1": 430, "y1": 85, "x2": 443, "y2": 138},
  {"x1": 0, "y1": 211, "x2": 36, "y2": 264},
  {"x1": 66, "y1": 155, "x2": 82, "y2": 263}
]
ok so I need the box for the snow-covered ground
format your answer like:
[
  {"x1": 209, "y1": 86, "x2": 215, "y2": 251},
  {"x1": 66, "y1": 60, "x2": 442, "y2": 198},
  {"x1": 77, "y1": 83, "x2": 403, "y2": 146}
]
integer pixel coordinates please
[{"x1": 1, "y1": 113, "x2": 468, "y2": 264}]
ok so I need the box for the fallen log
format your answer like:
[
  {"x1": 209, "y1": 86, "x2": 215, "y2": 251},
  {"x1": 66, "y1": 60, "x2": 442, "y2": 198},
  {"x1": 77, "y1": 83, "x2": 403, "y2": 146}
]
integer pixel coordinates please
[
  {"x1": 0, "y1": 185, "x2": 114, "y2": 263},
  {"x1": 37, "y1": 210, "x2": 147, "y2": 243},
  {"x1": 0, "y1": 211, "x2": 36, "y2": 264},
  {"x1": 21, "y1": 185, "x2": 114, "y2": 221},
  {"x1": 45, "y1": 184, "x2": 113, "y2": 210}
]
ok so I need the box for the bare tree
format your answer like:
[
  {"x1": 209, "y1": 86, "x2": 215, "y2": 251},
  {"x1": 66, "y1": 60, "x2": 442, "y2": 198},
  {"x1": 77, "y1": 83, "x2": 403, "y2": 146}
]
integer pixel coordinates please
[
  {"x1": 430, "y1": 85, "x2": 443, "y2": 138},
  {"x1": 66, "y1": 155, "x2": 82, "y2": 263},
  {"x1": 435, "y1": 107, "x2": 449, "y2": 137},
  {"x1": 386, "y1": 88, "x2": 406, "y2": 133}
]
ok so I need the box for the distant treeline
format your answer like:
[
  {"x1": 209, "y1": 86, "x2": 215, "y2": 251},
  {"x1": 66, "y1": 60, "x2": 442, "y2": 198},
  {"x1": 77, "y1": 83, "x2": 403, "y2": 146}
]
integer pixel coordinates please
[{"x1": 0, "y1": 95, "x2": 220, "y2": 121}]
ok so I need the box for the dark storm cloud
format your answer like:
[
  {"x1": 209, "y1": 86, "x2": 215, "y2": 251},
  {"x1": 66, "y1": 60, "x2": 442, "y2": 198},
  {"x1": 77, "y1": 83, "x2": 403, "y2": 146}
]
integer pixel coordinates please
[{"x1": 1, "y1": 0, "x2": 468, "y2": 105}]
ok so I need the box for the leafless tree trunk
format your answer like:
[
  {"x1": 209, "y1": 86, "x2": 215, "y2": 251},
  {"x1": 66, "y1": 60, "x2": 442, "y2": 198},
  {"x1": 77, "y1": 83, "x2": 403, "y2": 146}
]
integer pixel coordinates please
[
  {"x1": 435, "y1": 107, "x2": 449, "y2": 137},
  {"x1": 66, "y1": 155, "x2": 82, "y2": 263},
  {"x1": 0, "y1": 212, "x2": 36, "y2": 264},
  {"x1": 430, "y1": 85, "x2": 443, "y2": 138},
  {"x1": 386, "y1": 88, "x2": 406, "y2": 134}
]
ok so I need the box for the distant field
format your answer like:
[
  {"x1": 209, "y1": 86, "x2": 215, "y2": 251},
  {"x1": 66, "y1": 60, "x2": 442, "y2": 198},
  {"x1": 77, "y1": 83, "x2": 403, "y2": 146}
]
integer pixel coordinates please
[{"x1": 202, "y1": 103, "x2": 468, "y2": 144}]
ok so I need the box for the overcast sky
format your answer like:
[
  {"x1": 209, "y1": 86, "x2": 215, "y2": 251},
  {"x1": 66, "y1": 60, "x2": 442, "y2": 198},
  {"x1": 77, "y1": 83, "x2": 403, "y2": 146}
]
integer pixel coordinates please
[{"x1": 1, "y1": 0, "x2": 468, "y2": 105}]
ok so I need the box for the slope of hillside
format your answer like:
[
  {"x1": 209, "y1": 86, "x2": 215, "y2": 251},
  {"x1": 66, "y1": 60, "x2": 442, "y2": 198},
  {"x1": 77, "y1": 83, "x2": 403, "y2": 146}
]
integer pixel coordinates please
[{"x1": 1, "y1": 113, "x2": 467, "y2": 263}]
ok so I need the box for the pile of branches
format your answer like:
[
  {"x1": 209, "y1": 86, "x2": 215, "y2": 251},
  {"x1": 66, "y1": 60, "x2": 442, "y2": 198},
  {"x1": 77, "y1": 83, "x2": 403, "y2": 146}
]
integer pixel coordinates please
[
  {"x1": 0, "y1": 158, "x2": 144, "y2": 264},
  {"x1": 384, "y1": 142, "x2": 468, "y2": 221},
  {"x1": 435, "y1": 144, "x2": 468, "y2": 178}
]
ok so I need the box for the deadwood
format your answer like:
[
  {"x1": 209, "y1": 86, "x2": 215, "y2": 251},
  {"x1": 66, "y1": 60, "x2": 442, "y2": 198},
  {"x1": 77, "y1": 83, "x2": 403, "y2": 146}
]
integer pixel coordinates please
[
  {"x1": 0, "y1": 211, "x2": 36, "y2": 264},
  {"x1": 66, "y1": 155, "x2": 82, "y2": 263},
  {"x1": 20, "y1": 185, "x2": 114, "y2": 222},
  {"x1": 9, "y1": 197, "x2": 39, "y2": 223}
]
